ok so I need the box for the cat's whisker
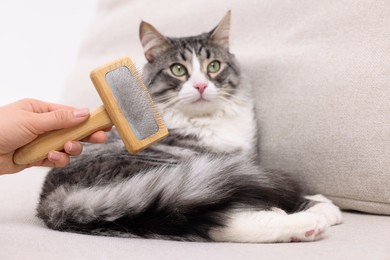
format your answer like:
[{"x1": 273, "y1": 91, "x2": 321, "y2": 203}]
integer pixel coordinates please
[
  {"x1": 218, "y1": 93, "x2": 242, "y2": 105},
  {"x1": 219, "y1": 91, "x2": 246, "y2": 104},
  {"x1": 219, "y1": 90, "x2": 240, "y2": 99},
  {"x1": 160, "y1": 96, "x2": 182, "y2": 109},
  {"x1": 218, "y1": 96, "x2": 235, "y2": 106},
  {"x1": 153, "y1": 93, "x2": 178, "y2": 103},
  {"x1": 153, "y1": 92, "x2": 180, "y2": 103}
]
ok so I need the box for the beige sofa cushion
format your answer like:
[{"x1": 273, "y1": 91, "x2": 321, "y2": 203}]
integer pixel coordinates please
[
  {"x1": 61, "y1": 0, "x2": 390, "y2": 215},
  {"x1": 246, "y1": 1, "x2": 390, "y2": 215}
]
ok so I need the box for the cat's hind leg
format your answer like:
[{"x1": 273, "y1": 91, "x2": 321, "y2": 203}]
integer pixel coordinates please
[{"x1": 209, "y1": 208, "x2": 329, "y2": 243}]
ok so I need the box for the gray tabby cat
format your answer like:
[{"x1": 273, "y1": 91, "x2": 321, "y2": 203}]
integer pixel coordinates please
[{"x1": 37, "y1": 11, "x2": 342, "y2": 243}]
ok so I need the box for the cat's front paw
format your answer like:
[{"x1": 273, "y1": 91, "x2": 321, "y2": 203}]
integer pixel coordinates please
[
  {"x1": 288, "y1": 212, "x2": 328, "y2": 242},
  {"x1": 305, "y1": 194, "x2": 343, "y2": 226}
]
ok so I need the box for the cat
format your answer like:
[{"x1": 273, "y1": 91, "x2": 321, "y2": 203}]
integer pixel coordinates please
[{"x1": 37, "y1": 11, "x2": 342, "y2": 243}]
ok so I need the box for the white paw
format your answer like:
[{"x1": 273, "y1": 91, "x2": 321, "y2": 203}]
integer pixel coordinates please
[
  {"x1": 305, "y1": 195, "x2": 343, "y2": 226},
  {"x1": 288, "y1": 212, "x2": 329, "y2": 242},
  {"x1": 308, "y1": 203, "x2": 343, "y2": 226}
]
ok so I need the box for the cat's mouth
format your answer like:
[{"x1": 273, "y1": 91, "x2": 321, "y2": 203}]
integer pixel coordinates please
[
  {"x1": 177, "y1": 94, "x2": 221, "y2": 116},
  {"x1": 193, "y1": 97, "x2": 209, "y2": 103}
]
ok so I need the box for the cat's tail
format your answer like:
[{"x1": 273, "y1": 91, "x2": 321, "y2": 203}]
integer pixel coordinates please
[{"x1": 37, "y1": 154, "x2": 305, "y2": 241}]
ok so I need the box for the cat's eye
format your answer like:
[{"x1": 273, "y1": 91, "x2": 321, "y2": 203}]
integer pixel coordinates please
[
  {"x1": 207, "y1": 60, "x2": 221, "y2": 73},
  {"x1": 170, "y1": 63, "x2": 187, "y2": 77}
]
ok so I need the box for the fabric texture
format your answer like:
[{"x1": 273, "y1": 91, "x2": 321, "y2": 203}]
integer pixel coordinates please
[{"x1": 61, "y1": 0, "x2": 390, "y2": 215}]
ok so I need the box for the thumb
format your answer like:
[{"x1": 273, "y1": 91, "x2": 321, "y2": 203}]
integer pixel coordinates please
[{"x1": 31, "y1": 108, "x2": 90, "y2": 134}]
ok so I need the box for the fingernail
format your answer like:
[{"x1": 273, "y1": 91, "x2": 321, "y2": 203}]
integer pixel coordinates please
[
  {"x1": 65, "y1": 142, "x2": 73, "y2": 153},
  {"x1": 48, "y1": 151, "x2": 61, "y2": 161},
  {"x1": 73, "y1": 108, "x2": 89, "y2": 118}
]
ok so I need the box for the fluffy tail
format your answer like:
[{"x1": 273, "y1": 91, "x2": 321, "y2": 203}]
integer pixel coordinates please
[{"x1": 37, "y1": 154, "x2": 305, "y2": 241}]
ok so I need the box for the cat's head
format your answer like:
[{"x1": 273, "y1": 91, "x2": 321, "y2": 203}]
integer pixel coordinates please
[{"x1": 139, "y1": 11, "x2": 241, "y2": 117}]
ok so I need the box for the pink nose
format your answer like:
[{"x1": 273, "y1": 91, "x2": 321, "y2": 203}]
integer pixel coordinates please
[{"x1": 194, "y1": 82, "x2": 208, "y2": 94}]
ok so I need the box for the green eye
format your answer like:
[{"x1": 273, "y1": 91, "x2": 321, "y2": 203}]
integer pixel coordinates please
[
  {"x1": 170, "y1": 63, "x2": 187, "y2": 77},
  {"x1": 207, "y1": 60, "x2": 221, "y2": 73}
]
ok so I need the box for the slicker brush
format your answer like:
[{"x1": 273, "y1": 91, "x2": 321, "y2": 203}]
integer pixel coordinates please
[{"x1": 13, "y1": 57, "x2": 168, "y2": 165}]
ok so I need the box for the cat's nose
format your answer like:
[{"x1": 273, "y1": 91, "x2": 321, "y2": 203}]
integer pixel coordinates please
[{"x1": 194, "y1": 82, "x2": 208, "y2": 94}]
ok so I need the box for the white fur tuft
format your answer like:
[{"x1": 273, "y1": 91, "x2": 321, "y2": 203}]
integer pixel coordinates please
[{"x1": 209, "y1": 210, "x2": 329, "y2": 243}]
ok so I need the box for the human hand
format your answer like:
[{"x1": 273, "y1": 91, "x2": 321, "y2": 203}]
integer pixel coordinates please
[{"x1": 0, "y1": 99, "x2": 109, "y2": 175}]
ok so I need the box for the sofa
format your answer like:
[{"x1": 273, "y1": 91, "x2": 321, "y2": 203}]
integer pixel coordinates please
[{"x1": 1, "y1": 0, "x2": 389, "y2": 259}]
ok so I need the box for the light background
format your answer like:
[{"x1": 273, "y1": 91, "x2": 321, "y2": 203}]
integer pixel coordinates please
[{"x1": 0, "y1": 0, "x2": 98, "y2": 106}]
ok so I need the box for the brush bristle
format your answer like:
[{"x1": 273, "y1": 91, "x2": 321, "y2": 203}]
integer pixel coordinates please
[
  {"x1": 106, "y1": 66, "x2": 159, "y2": 140},
  {"x1": 90, "y1": 56, "x2": 168, "y2": 153}
]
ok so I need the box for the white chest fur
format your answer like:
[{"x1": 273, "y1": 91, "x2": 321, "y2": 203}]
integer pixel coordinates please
[{"x1": 161, "y1": 101, "x2": 257, "y2": 154}]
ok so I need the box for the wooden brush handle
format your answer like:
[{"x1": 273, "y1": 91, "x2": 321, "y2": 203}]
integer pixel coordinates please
[{"x1": 13, "y1": 105, "x2": 113, "y2": 165}]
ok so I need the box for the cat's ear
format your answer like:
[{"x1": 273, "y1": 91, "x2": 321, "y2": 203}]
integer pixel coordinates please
[
  {"x1": 209, "y1": 10, "x2": 231, "y2": 50},
  {"x1": 139, "y1": 21, "x2": 170, "y2": 62}
]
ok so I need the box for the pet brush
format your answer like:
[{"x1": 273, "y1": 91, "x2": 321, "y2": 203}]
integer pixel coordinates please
[{"x1": 13, "y1": 57, "x2": 168, "y2": 165}]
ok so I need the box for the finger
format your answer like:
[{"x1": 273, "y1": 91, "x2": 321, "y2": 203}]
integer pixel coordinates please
[
  {"x1": 20, "y1": 98, "x2": 76, "y2": 113},
  {"x1": 32, "y1": 108, "x2": 90, "y2": 134},
  {"x1": 28, "y1": 151, "x2": 71, "y2": 168},
  {"x1": 64, "y1": 141, "x2": 83, "y2": 156},
  {"x1": 80, "y1": 131, "x2": 108, "y2": 143},
  {"x1": 103, "y1": 126, "x2": 113, "y2": 132},
  {"x1": 46, "y1": 151, "x2": 70, "y2": 167}
]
